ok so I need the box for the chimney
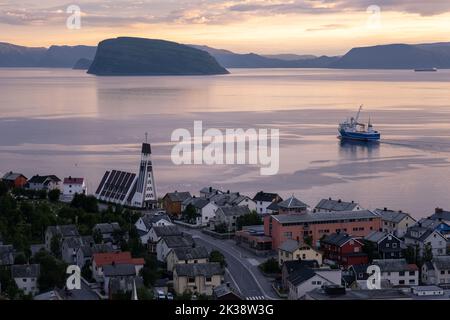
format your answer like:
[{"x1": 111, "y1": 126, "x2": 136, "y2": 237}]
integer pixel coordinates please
[
  {"x1": 399, "y1": 210, "x2": 402, "y2": 213},
  {"x1": 436, "y1": 207, "x2": 443, "y2": 214},
  {"x1": 351, "y1": 200, "x2": 354, "y2": 204},
  {"x1": 418, "y1": 222, "x2": 422, "y2": 228},
  {"x1": 338, "y1": 199, "x2": 342, "y2": 203},
  {"x1": 209, "y1": 187, "x2": 212, "y2": 192},
  {"x1": 384, "y1": 207, "x2": 387, "y2": 211},
  {"x1": 227, "y1": 190, "x2": 230, "y2": 194},
  {"x1": 226, "y1": 282, "x2": 230, "y2": 288},
  {"x1": 329, "y1": 197, "x2": 331, "y2": 200},
  {"x1": 175, "y1": 190, "x2": 177, "y2": 193}
]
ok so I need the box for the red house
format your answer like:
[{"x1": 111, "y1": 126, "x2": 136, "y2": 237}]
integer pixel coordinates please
[
  {"x1": 2, "y1": 171, "x2": 27, "y2": 189},
  {"x1": 320, "y1": 233, "x2": 368, "y2": 267}
]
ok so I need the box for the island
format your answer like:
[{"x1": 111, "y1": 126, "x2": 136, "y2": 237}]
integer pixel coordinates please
[{"x1": 87, "y1": 37, "x2": 229, "y2": 76}]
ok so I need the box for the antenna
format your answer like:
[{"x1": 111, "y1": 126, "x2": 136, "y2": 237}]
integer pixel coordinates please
[{"x1": 145, "y1": 132, "x2": 148, "y2": 143}]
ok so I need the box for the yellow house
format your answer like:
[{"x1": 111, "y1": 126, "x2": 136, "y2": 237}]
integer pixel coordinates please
[
  {"x1": 278, "y1": 239, "x2": 323, "y2": 266},
  {"x1": 166, "y1": 246, "x2": 209, "y2": 272},
  {"x1": 173, "y1": 263, "x2": 224, "y2": 296}
]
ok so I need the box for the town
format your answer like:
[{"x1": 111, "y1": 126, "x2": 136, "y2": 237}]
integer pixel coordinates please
[{"x1": 1, "y1": 140, "x2": 450, "y2": 301}]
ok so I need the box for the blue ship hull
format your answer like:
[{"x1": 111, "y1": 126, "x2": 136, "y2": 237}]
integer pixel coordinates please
[{"x1": 339, "y1": 129, "x2": 380, "y2": 141}]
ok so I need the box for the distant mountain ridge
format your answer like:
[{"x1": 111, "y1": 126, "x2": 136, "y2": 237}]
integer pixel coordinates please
[{"x1": 1, "y1": 40, "x2": 450, "y2": 70}]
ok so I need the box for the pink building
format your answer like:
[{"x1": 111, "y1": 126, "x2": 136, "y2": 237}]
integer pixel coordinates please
[{"x1": 264, "y1": 210, "x2": 382, "y2": 249}]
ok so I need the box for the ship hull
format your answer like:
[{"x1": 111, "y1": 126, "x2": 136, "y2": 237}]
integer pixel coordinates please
[{"x1": 338, "y1": 129, "x2": 380, "y2": 141}]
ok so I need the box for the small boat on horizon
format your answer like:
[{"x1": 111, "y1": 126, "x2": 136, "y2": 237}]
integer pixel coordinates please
[
  {"x1": 414, "y1": 67, "x2": 437, "y2": 72},
  {"x1": 338, "y1": 105, "x2": 380, "y2": 142}
]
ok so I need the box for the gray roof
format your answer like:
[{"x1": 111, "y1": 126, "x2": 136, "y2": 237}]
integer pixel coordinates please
[
  {"x1": 278, "y1": 239, "x2": 301, "y2": 253},
  {"x1": 364, "y1": 231, "x2": 399, "y2": 243},
  {"x1": 253, "y1": 191, "x2": 281, "y2": 202},
  {"x1": 213, "y1": 283, "x2": 242, "y2": 299},
  {"x1": 0, "y1": 245, "x2": 15, "y2": 266},
  {"x1": 208, "y1": 192, "x2": 250, "y2": 207},
  {"x1": 288, "y1": 268, "x2": 325, "y2": 286},
  {"x1": 404, "y1": 226, "x2": 444, "y2": 242},
  {"x1": 432, "y1": 256, "x2": 450, "y2": 270},
  {"x1": 429, "y1": 209, "x2": 450, "y2": 222},
  {"x1": 315, "y1": 198, "x2": 358, "y2": 212},
  {"x1": 165, "y1": 191, "x2": 192, "y2": 202},
  {"x1": 277, "y1": 196, "x2": 308, "y2": 209},
  {"x1": 175, "y1": 262, "x2": 222, "y2": 277},
  {"x1": 172, "y1": 246, "x2": 209, "y2": 260},
  {"x1": 141, "y1": 213, "x2": 172, "y2": 229},
  {"x1": 28, "y1": 174, "x2": 61, "y2": 184},
  {"x1": 63, "y1": 236, "x2": 94, "y2": 250},
  {"x1": 34, "y1": 290, "x2": 62, "y2": 300},
  {"x1": 30, "y1": 244, "x2": 46, "y2": 256},
  {"x1": 322, "y1": 233, "x2": 361, "y2": 247},
  {"x1": 93, "y1": 222, "x2": 121, "y2": 234},
  {"x1": 153, "y1": 226, "x2": 182, "y2": 237},
  {"x1": 80, "y1": 243, "x2": 114, "y2": 257},
  {"x1": 11, "y1": 264, "x2": 40, "y2": 278},
  {"x1": 372, "y1": 259, "x2": 417, "y2": 272},
  {"x1": 183, "y1": 197, "x2": 210, "y2": 209},
  {"x1": 272, "y1": 210, "x2": 378, "y2": 224},
  {"x1": 161, "y1": 235, "x2": 194, "y2": 248},
  {"x1": 103, "y1": 263, "x2": 136, "y2": 277},
  {"x1": 216, "y1": 205, "x2": 251, "y2": 217},
  {"x1": 374, "y1": 209, "x2": 412, "y2": 223},
  {"x1": 418, "y1": 218, "x2": 450, "y2": 230},
  {"x1": 2, "y1": 172, "x2": 26, "y2": 181},
  {"x1": 200, "y1": 187, "x2": 223, "y2": 195},
  {"x1": 47, "y1": 225, "x2": 79, "y2": 238}
]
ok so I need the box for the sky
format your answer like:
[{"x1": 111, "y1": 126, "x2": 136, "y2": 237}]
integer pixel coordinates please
[{"x1": 1, "y1": 0, "x2": 450, "y2": 55}]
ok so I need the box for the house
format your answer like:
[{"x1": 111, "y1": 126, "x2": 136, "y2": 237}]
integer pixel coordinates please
[
  {"x1": 173, "y1": 262, "x2": 223, "y2": 296},
  {"x1": 252, "y1": 191, "x2": 283, "y2": 215},
  {"x1": 75, "y1": 243, "x2": 114, "y2": 268},
  {"x1": 264, "y1": 210, "x2": 382, "y2": 249},
  {"x1": 102, "y1": 263, "x2": 140, "y2": 297},
  {"x1": 278, "y1": 239, "x2": 323, "y2": 266},
  {"x1": 372, "y1": 259, "x2": 419, "y2": 287},
  {"x1": 162, "y1": 191, "x2": 192, "y2": 218},
  {"x1": 429, "y1": 207, "x2": 450, "y2": 225},
  {"x1": 200, "y1": 186, "x2": 223, "y2": 198},
  {"x1": 93, "y1": 223, "x2": 121, "y2": 245},
  {"x1": 45, "y1": 225, "x2": 79, "y2": 252},
  {"x1": 314, "y1": 198, "x2": 361, "y2": 213},
  {"x1": 148, "y1": 225, "x2": 183, "y2": 252},
  {"x1": 156, "y1": 235, "x2": 195, "y2": 262},
  {"x1": 235, "y1": 225, "x2": 273, "y2": 254},
  {"x1": 320, "y1": 233, "x2": 368, "y2": 267},
  {"x1": 287, "y1": 268, "x2": 342, "y2": 300},
  {"x1": 0, "y1": 245, "x2": 15, "y2": 266},
  {"x1": 421, "y1": 256, "x2": 450, "y2": 285},
  {"x1": 364, "y1": 231, "x2": 402, "y2": 259},
  {"x1": 181, "y1": 197, "x2": 218, "y2": 226},
  {"x1": 2, "y1": 172, "x2": 27, "y2": 189},
  {"x1": 62, "y1": 177, "x2": 87, "y2": 201},
  {"x1": 61, "y1": 236, "x2": 94, "y2": 264},
  {"x1": 166, "y1": 246, "x2": 209, "y2": 272},
  {"x1": 277, "y1": 195, "x2": 308, "y2": 214},
  {"x1": 281, "y1": 260, "x2": 320, "y2": 290},
  {"x1": 416, "y1": 218, "x2": 450, "y2": 239},
  {"x1": 207, "y1": 191, "x2": 257, "y2": 211},
  {"x1": 30, "y1": 244, "x2": 46, "y2": 258},
  {"x1": 135, "y1": 211, "x2": 173, "y2": 245},
  {"x1": 212, "y1": 205, "x2": 251, "y2": 233},
  {"x1": 212, "y1": 283, "x2": 242, "y2": 300},
  {"x1": 91, "y1": 252, "x2": 144, "y2": 283},
  {"x1": 374, "y1": 208, "x2": 416, "y2": 237},
  {"x1": 404, "y1": 225, "x2": 447, "y2": 257},
  {"x1": 27, "y1": 175, "x2": 61, "y2": 191},
  {"x1": 11, "y1": 264, "x2": 40, "y2": 296}
]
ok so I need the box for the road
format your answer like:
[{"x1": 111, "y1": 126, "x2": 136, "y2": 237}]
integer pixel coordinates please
[{"x1": 179, "y1": 226, "x2": 279, "y2": 300}]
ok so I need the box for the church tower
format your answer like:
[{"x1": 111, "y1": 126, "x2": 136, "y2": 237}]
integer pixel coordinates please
[{"x1": 131, "y1": 133, "x2": 157, "y2": 208}]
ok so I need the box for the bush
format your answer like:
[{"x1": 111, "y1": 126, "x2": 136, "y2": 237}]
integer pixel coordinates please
[
  {"x1": 48, "y1": 189, "x2": 61, "y2": 202},
  {"x1": 209, "y1": 250, "x2": 227, "y2": 268},
  {"x1": 259, "y1": 258, "x2": 280, "y2": 274}
]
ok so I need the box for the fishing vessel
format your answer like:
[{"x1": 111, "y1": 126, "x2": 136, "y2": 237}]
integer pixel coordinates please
[
  {"x1": 338, "y1": 106, "x2": 380, "y2": 141},
  {"x1": 414, "y1": 68, "x2": 437, "y2": 72}
]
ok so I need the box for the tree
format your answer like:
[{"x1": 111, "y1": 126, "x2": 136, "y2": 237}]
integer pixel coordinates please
[
  {"x1": 209, "y1": 250, "x2": 227, "y2": 268},
  {"x1": 137, "y1": 287, "x2": 154, "y2": 300},
  {"x1": 71, "y1": 194, "x2": 98, "y2": 213},
  {"x1": 93, "y1": 228, "x2": 103, "y2": 244},
  {"x1": 48, "y1": 189, "x2": 61, "y2": 202},
  {"x1": 141, "y1": 255, "x2": 160, "y2": 287},
  {"x1": 214, "y1": 223, "x2": 228, "y2": 234},
  {"x1": 236, "y1": 212, "x2": 262, "y2": 230},
  {"x1": 33, "y1": 251, "x2": 67, "y2": 291},
  {"x1": 303, "y1": 235, "x2": 313, "y2": 247},
  {"x1": 50, "y1": 234, "x2": 62, "y2": 258},
  {"x1": 182, "y1": 204, "x2": 200, "y2": 224},
  {"x1": 14, "y1": 253, "x2": 27, "y2": 265},
  {"x1": 0, "y1": 181, "x2": 8, "y2": 197},
  {"x1": 423, "y1": 243, "x2": 433, "y2": 263},
  {"x1": 259, "y1": 258, "x2": 281, "y2": 274}
]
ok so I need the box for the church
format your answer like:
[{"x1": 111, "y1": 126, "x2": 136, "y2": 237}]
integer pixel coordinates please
[{"x1": 95, "y1": 139, "x2": 157, "y2": 209}]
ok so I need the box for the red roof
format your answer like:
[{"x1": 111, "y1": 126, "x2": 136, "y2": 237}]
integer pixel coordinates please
[
  {"x1": 92, "y1": 252, "x2": 144, "y2": 267},
  {"x1": 63, "y1": 177, "x2": 84, "y2": 184},
  {"x1": 407, "y1": 264, "x2": 419, "y2": 271}
]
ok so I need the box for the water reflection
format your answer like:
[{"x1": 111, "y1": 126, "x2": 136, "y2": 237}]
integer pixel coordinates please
[{"x1": 338, "y1": 139, "x2": 380, "y2": 159}]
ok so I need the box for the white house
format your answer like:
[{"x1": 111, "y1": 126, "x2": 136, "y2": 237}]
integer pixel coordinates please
[
  {"x1": 182, "y1": 197, "x2": 218, "y2": 226},
  {"x1": 252, "y1": 191, "x2": 283, "y2": 215},
  {"x1": 11, "y1": 264, "x2": 40, "y2": 296},
  {"x1": 135, "y1": 211, "x2": 173, "y2": 244},
  {"x1": 61, "y1": 236, "x2": 94, "y2": 264},
  {"x1": 422, "y1": 256, "x2": 450, "y2": 285},
  {"x1": 207, "y1": 191, "x2": 257, "y2": 212},
  {"x1": 288, "y1": 268, "x2": 341, "y2": 300},
  {"x1": 27, "y1": 175, "x2": 61, "y2": 191},
  {"x1": 156, "y1": 235, "x2": 195, "y2": 262},
  {"x1": 62, "y1": 177, "x2": 87, "y2": 201},
  {"x1": 372, "y1": 259, "x2": 419, "y2": 287},
  {"x1": 374, "y1": 208, "x2": 416, "y2": 238},
  {"x1": 404, "y1": 226, "x2": 447, "y2": 257}
]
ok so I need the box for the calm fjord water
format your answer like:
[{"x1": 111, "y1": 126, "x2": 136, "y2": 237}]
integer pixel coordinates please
[{"x1": 1, "y1": 68, "x2": 450, "y2": 218}]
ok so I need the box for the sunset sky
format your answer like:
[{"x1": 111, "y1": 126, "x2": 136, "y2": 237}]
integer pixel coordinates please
[{"x1": 1, "y1": 0, "x2": 450, "y2": 55}]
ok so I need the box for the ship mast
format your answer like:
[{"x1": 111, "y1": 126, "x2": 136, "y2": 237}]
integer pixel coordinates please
[{"x1": 355, "y1": 105, "x2": 363, "y2": 123}]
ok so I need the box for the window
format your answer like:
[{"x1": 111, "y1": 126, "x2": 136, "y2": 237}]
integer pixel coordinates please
[
  {"x1": 409, "y1": 271, "x2": 415, "y2": 276},
  {"x1": 392, "y1": 243, "x2": 397, "y2": 248},
  {"x1": 441, "y1": 270, "x2": 445, "y2": 275},
  {"x1": 399, "y1": 271, "x2": 405, "y2": 276},
  {"x1": 399, "y1": 280, "x2": 405, "y2": 285},
  {"x1": 409, "y1": 279, "x2": 415, "y2": 284},
  {"x1": 206, "y1": 277, "x2": 212, "y2": 283},
  {"x1": 188, "y1": 277, "x2": 195, "y2": 283},
  {"x1": 386, "y1": 243, "x2": 390, "y2": 248}
]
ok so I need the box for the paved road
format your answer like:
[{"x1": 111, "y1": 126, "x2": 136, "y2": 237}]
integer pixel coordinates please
[{"x1": 180, "y1": 227, "x2": 279, "y2": 300}]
